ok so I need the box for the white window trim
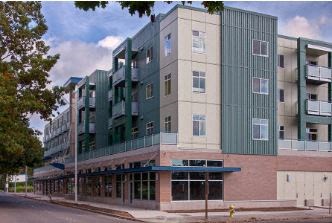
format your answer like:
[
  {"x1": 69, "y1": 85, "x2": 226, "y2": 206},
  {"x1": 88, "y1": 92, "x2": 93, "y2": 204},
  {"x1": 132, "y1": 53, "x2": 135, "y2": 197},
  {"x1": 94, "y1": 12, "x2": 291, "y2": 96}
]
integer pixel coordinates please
[
  {"x1": 146, "y1": 47, "x2": 153, "y2": 64},
  {"x1": 164, "y1": 116, "x2": 171, "y2": 133},
  {"x1": 164, "y1": 33, "x2": 172, "y2": 57},
  {"x1": 192, "y1": 71, "x2": 206, "y2": 94},
  {"x1": 252, "y1": 39, "x2": 269, "y2": 57},
  {"x1": 164, "y1": 74, "x2": 171, "y2": 96},
  {"x1": 146, "y1": 83, "x2": 153, "y2": 100},
  {"x1": 192, "y1": 114, "x2": 206, "y2": 137},
  {"x1": 192, "y1": 30, "x2": 206, "y2": 54},
  {"x1": 252, "y1": 77, "x2": 269, "y2": 95},
  {"x1": 252, "y1": 118, "x2": 269, "y2": 141}
]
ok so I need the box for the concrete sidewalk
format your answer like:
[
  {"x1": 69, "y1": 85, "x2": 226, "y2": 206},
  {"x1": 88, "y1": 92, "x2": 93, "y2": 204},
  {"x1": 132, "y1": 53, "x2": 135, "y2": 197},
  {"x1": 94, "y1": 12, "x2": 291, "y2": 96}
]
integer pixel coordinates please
[{"x1": 13, "y1": 193, "x2": 332, "y2": 223}]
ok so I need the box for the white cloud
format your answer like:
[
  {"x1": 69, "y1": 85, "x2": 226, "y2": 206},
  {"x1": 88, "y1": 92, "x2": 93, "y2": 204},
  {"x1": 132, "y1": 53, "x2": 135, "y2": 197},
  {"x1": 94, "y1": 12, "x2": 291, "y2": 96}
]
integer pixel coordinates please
[
  {"x1": 48, "y1": 38, "x2": 114, "y2": 86},
  {"x1": 97, "y1": 36, "x2": 123, "y2": 49},
  {"x1": 281, "y1": 16, "x2": 321, "y2": 39}
]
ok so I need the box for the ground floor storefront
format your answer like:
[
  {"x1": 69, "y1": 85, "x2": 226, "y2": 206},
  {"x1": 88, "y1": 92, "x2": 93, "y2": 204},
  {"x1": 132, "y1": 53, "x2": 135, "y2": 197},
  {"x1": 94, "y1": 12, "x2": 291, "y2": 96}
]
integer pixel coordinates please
[{"x1": 33, "y1": 147, "x2": 332, "y2": 210}]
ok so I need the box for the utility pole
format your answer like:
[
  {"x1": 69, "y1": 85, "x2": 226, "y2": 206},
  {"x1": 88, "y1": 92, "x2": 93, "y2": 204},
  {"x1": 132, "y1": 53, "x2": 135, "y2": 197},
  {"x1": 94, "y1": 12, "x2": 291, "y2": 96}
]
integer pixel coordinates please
[
  {"x1": 74, "y1": 90, "x2": 78, "y2": 203},
  {"x1": 14, "y1": 176, "x2": 17, "y2": 193},
  {"x1": 25, "y1": 166, "x2": 28, "y2": 196}
]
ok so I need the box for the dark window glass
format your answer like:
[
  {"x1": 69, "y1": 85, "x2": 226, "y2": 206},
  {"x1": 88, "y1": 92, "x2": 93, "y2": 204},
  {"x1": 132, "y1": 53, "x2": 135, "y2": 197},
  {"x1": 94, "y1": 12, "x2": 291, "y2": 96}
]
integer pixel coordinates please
[
  {"x1": 172, "y1": 181, "x2": 188, "y2": 200},
  {"x1": 253, "y1": 39, "x2": 260, "y2": 55},
  {"x1": 142, "y1": 173, "x2": 148, "y2": 181},
  {"x1": 190, "y1": 172, "x2": 205, "y2": 180},
  {"x1": 207, "y1": 160, "x2": 223, "y2": 167},
  {"x1": 209, "y1": 172, "x2": 223, "y2": 180},
  {"x1": 134, "y1": 173, "x2": 141, "y2": 181},
  {"x1": 150, "y1": 172, "x2": 156, "y2": 181},
  {"x1": 208, "y1": 181, "x2": 223, "y2": 200},
  {"x1": 278, "y1": 55, "x2": 284, "y2": 68},
  {"x1": 189, "y1": 160, "x2": 206, "y2": 166},
  {"x1": 279, "y1": 126, "x2": 285, "y2": 140},
  {"x1": 134, "y1": 181, "x2": 141, "y2": 199},
  {"x1": 149, "y1": 181, "x2": 155, "y2": 200},
  {"x1": 172, "y1": 160, "x2": 188, "y2": 166},
  {"x1": 142, "y1": 181, "x2": 148, "y2": 200},
  {"x1": 172, "y1": 172, "x2": 188, "y2": 180},
  {"x1": 261, "y1": 42, "x2": 268, "y2": 56},
  {"x1": 190, "y1": 181, "x2": 205, "y2": 200},
  {"x1": 279, "y1": 89, "x2": 285, "y2": 102}
]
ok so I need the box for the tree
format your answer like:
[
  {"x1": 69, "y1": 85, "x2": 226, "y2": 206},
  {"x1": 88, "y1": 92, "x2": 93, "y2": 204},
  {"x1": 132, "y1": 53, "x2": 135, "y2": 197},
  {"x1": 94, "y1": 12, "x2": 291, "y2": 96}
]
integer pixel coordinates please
[
  {"x1": 75, "y1": 1, "x2": 224, "y2": 17},
  {"x1": 0, "y1": 2, "x2": 63, "y2": 174}
]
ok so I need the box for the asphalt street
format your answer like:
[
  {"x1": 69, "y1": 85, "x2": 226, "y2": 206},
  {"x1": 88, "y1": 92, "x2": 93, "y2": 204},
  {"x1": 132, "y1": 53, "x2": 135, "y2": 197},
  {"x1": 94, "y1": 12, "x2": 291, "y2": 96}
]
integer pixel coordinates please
[{"x1": 0, "y1": 192, "x2": 135, "y2": 223}]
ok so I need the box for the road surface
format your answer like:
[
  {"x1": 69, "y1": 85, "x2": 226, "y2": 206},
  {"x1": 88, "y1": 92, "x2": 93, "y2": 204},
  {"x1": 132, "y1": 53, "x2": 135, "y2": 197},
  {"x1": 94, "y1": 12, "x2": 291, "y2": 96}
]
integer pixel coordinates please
[{"x1": 0, "y1": 192, "x2": 135, "y2": 223}]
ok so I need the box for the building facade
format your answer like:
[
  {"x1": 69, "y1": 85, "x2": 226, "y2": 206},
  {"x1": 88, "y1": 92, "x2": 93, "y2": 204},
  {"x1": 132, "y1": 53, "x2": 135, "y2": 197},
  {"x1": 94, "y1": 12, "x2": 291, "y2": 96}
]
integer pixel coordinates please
[{"x1": 34, "y1": 5, "x2": 332, "y2": 210}]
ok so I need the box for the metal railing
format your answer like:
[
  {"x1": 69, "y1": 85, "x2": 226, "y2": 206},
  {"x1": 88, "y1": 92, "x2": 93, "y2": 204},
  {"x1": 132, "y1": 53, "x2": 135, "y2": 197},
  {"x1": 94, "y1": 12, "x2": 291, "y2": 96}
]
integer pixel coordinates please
[
  {"x1": 108, "y1": 118, "x2": 112, "y2": 129},
  {"x1": 279, "y1": 139, "x2": 332, "y2": 152},
  {"x1": 77, "y1": 121, "x2": 96, "y2": 134},
  {"x1": 112, "y1": 66, "x2": 139, "y2": 86},
  {"x1": 306, "y1": 65, "x2": 332, "y2": 82},
  {"x1": 44, "y1": 141, "x2": 70, "y2": 157},
  {"x1": 112, "y1": 101, "x2": 138, "y2": 118},
  {"x1": 77, "y1": 97, "x2": 96, "y2": 108},
  {"x1": 65, "y1": 132, "x2": 177, "y2": 163},
  {"x1": 306, "y1": 100, "x2": 332, "y2": 116},
  {"x1": 108, "y1": 90, "x2": 112, "y2": 101}
]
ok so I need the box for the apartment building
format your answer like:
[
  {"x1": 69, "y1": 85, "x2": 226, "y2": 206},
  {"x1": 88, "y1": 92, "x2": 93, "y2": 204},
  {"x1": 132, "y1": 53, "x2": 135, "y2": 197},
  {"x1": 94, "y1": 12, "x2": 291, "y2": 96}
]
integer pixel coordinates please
[{"x1": 33, "y1": 5, "x2": 332, "y2": 210}]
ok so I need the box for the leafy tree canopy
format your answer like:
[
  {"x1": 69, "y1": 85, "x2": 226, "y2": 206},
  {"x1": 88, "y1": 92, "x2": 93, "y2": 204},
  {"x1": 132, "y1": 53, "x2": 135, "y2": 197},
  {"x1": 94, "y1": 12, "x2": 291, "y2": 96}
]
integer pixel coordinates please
[
  {"x1": 0, "y1": 2, "x2": 64, "y2": 175},
  {"x1": 75, "y1": 1, "x2": 224, "y2": 17}
]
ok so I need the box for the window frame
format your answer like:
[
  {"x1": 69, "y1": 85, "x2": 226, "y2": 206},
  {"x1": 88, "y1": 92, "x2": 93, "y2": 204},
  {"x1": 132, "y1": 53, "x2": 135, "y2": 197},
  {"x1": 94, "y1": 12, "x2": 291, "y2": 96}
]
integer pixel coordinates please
[
  {"x1": 192, "y1": 114, "x2": 206, "y2": 136},
  {"x1": 146, "y1": 46, "x2": 153, "y2": 64},
  {"x1": 192, "y1": 30, "x2": 206, "y2": 54},
  {"x1": 279, "y1": 89, "x2": 285, "y2": 102},
  {"x1": 164, "y1": 116, "x2": 171, "y2": 133},
  {"x1": 278, "y1": 54, "x2": 284, "y2": 68},
  {"x1": 145, "y1": 83, "x2": 153, "y2": 99},
  {"x1": 279, "y1": 125, "x2": 285, "y2": 140},
  {"x1": 252, "y1": 39, "x2": 269, "y2": 57},
  {"x1": 252, "y1": 77, "x2": 269, "y2": 95},
  {"x1": 164, "y1": 33, "x2": 172, "y2": 57},
  {"x1": 146, "y1": 121, "x2": 155, "y2": 136},
  {"x1": 164, "y1": 74, "x2": 171, "y2": 96},
  {"x1": 252, "y1": 118, "x2": 269, "y2": 141},
  {"x1": 192, "y1": 71, "x2": 206, "y2": 93}
]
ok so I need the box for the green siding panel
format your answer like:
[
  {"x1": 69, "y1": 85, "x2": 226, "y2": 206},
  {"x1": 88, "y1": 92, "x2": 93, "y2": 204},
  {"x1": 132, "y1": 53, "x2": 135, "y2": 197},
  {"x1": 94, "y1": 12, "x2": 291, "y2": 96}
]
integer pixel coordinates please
[{"x1": 221, "y1": 8, "x2": 278, "y2": 155}]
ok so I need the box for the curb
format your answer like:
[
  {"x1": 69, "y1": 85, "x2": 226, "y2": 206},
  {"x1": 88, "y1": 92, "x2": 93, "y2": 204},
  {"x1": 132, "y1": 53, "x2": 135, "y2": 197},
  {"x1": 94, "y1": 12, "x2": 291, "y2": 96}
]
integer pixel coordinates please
[{"x1": 12, "y1": 194, "x2": 142, "y2": 222}]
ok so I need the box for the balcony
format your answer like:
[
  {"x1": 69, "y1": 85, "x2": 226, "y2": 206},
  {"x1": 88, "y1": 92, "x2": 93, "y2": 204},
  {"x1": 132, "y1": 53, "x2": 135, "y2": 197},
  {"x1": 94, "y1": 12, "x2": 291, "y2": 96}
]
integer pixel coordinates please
[
  {"x1": 77, "y1": 97, "x2": 96, "y2": 109},
  {"x1": 108, "y1": 90, "x2": 113, "y2": 101},
  {"x1": 112, "y1": 101, "x2": 138, "y2": 118},
  {"x1": 77, "y1": 121, "x2": 96, "y2": 134},
  {"x1": 74, "y1": 132, "x2": 178, "y2": 162},
  {"x1": 306, "y1": 100, "x2": 332, "y2": 116},
  {"x1": 44, "y1": 141, "x2": 70, "y2": 158},
  {"x1": 112, "y1": 66, "x2": 139, "y2": 86},
  {"x1": 306, "y1": 65, "x2": 332, "y2": 84},
  {"x1": 279, "y1": 139, "x2": 332, "y2": 152}
]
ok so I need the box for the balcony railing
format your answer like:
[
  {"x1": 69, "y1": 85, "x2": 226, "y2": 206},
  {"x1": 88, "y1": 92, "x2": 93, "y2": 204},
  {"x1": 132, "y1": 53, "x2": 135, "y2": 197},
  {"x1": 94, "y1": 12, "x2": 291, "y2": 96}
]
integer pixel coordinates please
[
  {"x1": 279, "y1": 139, "x2": 332, "y2": 152},
  {"x1": 77, "y1": 97, "x2": 96, "y2": 109},
  {"x1": 44, "y1": 141, "x2": 70, "y2": 157},
  {"x1": 112, "y1": 66, "x2": 139, "y2": 86},
  {"x1": 306, "y1": 65, "x2": 332, "y2": 83},
  {"x1": 65, "y1": 133, "x2": 177, "y2": 163},
  {"x1": 306, "y1": 100, "x2": 332, "y2": 116},
  {"x1": 77, "y1": 122, "x2": 96, "y2": 134},
  {"x1": 112, "y1": 101, "x2": 138, "y2": 118},
  {"x1": 108, "y1": 117, "x2": 112, "y2": 129}
]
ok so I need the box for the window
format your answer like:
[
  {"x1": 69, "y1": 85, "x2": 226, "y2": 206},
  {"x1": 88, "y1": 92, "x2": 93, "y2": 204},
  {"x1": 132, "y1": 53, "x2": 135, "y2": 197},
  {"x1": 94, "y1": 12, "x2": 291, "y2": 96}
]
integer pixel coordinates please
[
  {"x1": 307, "y1": 93, "x2": 317, "y2": 101},
  {"x1": 116, "y1": 175, "x2": 123, "y2": 198},
  {"x1": 132, "y1": 127, "x2": 138, "y2": 139},
  {"x1": 193, "y1": 114, "x2": 206, "y2": 136},
  {"x1": 252, "y1": 118, "x2": 268, "y2": 140},
  {"x1": 104, "y1": 176, "x2": 112, "y2": 197},
  {"x1": 171, "y1": 159, "x2": 223, "y2": 201},
  {"x1": 165, "y1": 116, "x2": 171, "y2": 133},
  {"x1": 164, "y1": 74, "x2": 171, "y2": 96},
  {"x1": 146, "y1": 122, "x2": 154, "y2": 135},
  {"x1": 146, "y1": 47, "x2": 153, "y2": 64},
  {"x1": 164, "y1": 33, "x2": 172, "y2": 56},
  {"x1": 252, "y1": 39, "x2": 268, "y2": 57},
  {"x1": 306, "y1": 128, "x2": 318, "y2": 141},
  {"x1": 279, "y1": 126, "x2": 285, "y2": 140},
  {"x1": 133, "y1": 172, "x2": 155, "y2": 200},
  {"x1": 192, "y1": 31, "x2": 205, "y2": 53},
  {"x1": 278, "y1": 54, "x2": 284, "y2": 68},
  {"x1": 308, "y1": 61, "x2": 317, "y2": 66},
  {"x1": 193, "y1": 71, "x2": 206, "y2": 93},
  {"x1": 253, "y1": 78, "x2": 269, "y2": 95},
  {"x1": 146, "y1": 84, "x2": 153, "y2": 99},
  {"x1": 279, "y1": 89, "x2": 285, "y2": 102}
]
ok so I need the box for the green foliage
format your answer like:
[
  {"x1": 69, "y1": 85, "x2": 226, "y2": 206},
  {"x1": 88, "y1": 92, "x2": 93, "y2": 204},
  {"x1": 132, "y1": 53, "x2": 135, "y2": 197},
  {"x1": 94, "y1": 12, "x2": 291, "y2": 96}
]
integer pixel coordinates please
[
  {"x1": 0, "y1": 2, "x2": 63, "y2": 174},
  {"x1": 75, "y1": 1, "x2": 224, "y2": 18}
]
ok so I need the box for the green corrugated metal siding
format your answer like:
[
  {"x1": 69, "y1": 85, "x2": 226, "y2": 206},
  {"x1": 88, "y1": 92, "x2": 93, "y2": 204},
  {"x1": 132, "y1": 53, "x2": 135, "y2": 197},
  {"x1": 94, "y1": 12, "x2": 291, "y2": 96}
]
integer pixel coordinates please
[
  {"x1": 132, "y1": 16, "x2": 162, "y2": 137},
  {"x1": 221, "y1": 8, "x2": 278, "y2": 155}
]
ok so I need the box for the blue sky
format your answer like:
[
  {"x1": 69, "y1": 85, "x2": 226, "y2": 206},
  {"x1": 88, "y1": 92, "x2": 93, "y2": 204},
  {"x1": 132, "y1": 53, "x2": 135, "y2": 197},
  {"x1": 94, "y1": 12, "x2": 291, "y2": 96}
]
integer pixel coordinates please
[{"x1": 30, "y1": 1, "x2": 332, "y2": 139}]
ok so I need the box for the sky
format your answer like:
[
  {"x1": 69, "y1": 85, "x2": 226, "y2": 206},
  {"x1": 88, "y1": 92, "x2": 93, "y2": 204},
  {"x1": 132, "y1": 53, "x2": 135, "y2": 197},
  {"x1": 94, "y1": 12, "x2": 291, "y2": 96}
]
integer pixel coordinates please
[{"x1": 30, "y1": 1, "x2": 332, "y2": 141}]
